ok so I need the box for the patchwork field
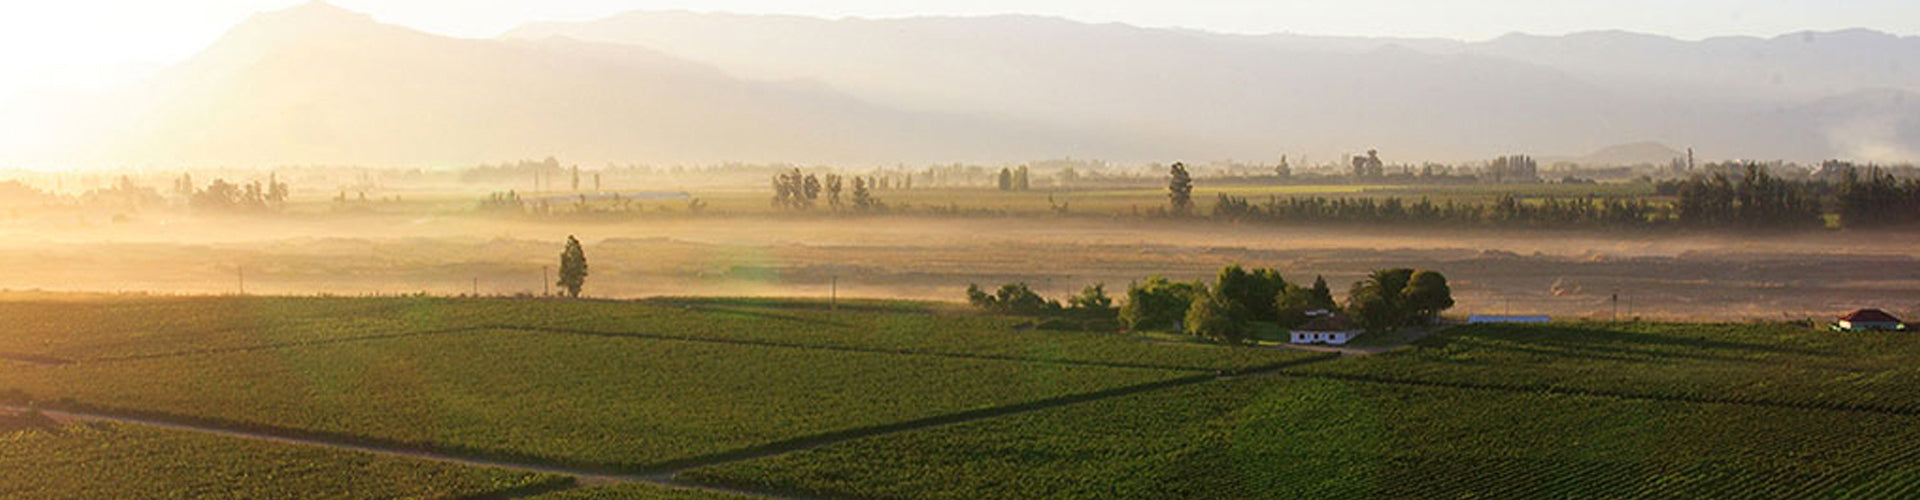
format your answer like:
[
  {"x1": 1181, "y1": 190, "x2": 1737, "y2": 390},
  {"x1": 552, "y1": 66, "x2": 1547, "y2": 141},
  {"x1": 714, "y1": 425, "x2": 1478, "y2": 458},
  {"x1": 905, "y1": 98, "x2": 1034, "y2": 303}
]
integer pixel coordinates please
[
  {"x1": 1291, "y1": 322, "x2": 1920, "y2": 412},
  {"x1": 0, "y1": 422, "x2": 565, "y2": 499},
  {"x1": 686, "y1": 377, "x2": 1920, "y2": 498},
  {"x1": 7, "y1": 295, "x2": 1919, "y2": 499},
  {"x1": 6, "y1": 328, "x2": 1187, "y2": 469}
]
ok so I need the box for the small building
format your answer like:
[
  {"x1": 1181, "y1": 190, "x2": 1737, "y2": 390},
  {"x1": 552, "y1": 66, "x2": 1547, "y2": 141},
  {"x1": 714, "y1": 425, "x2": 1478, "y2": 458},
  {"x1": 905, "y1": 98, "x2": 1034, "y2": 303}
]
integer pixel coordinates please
[
  {"x1": 1836, "y1": 309, "x2": 1906, "y2": 332},
  {"x1": 1291, "y1": 315, "x2": 1361, "y2": 345},
  {"x1": 1467, "y1": 315, "x2": 1551, "y2": 324}
]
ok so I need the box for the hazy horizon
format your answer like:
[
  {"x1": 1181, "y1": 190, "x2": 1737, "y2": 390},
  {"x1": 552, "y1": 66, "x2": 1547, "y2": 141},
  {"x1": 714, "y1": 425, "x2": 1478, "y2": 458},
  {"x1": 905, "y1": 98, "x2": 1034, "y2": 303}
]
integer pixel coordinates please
[{"x1": 7, "y1": 0, "x2": 1920, "y2": 103}]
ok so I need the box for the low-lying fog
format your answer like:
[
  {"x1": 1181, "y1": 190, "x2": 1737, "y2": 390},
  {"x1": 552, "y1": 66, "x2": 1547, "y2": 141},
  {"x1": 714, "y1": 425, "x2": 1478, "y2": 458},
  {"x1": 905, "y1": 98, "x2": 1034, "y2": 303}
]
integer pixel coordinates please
[{"x1": 6, "y1": 212, "x2": 1916, "y2": 321}]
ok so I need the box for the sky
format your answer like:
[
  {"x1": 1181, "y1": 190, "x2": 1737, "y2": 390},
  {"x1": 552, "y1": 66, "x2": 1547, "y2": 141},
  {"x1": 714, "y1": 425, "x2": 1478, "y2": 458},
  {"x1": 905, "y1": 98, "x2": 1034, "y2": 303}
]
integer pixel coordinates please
[{"x1": 1, "y1": 0, "x2": 1918, "y2": 101}]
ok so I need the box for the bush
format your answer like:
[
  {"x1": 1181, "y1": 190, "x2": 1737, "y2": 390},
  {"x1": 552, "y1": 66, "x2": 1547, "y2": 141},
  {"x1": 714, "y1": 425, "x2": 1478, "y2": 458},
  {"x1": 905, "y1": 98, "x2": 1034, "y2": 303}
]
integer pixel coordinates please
[{"x1": 1120, "y1": 277, "x2": 1204, "y2": 330}]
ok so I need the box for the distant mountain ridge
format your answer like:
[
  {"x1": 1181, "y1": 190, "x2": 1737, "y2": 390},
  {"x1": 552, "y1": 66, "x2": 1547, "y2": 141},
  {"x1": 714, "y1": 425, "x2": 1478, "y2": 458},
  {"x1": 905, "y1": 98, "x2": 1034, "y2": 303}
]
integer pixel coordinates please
[
  {"x1": 508, "y1": 10, "x2": 1920, "y2": 165},
  {"x1": 15, "y1": 2, "x2": 1920, "y2": 167}
]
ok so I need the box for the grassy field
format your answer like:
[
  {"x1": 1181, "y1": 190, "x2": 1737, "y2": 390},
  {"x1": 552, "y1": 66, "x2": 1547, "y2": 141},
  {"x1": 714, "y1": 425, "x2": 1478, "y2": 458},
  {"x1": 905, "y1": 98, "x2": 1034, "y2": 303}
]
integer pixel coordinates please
[
  {"x1": 0, "y1": 296, "x2": 1314, "y2": 372},
  {"x1": 0, "y1": 422, "x2": 566, "y2": 499},
  {"x1": 685, "y1": 376, "x2": 1920, "y2": 498},
  {"x1": 527, "y1": 484, "x2": 754, "y2": 500},
  {"x1": 5, "y1": 327, "x2": 1188, "y2": 469},
  {"x1": 11, "y1": 294, "x2": 1920, "y2": 498},
  {"x1": 1290, "y1": 322, "x2": 1920, "y2": 412}
]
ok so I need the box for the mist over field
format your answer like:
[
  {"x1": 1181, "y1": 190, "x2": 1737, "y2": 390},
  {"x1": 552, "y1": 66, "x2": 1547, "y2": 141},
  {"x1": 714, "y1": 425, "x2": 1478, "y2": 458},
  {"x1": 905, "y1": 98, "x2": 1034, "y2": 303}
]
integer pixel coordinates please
[{"x1": 15, "y1": 2, "x2": 1920, "y2": 499}]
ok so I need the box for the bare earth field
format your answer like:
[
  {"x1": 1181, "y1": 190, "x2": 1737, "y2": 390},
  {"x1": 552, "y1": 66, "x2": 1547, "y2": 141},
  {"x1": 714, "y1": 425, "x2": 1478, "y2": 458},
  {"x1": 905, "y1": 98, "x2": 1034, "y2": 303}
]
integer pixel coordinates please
[{"x1": 4, "y1": 212, "x2": 1917, "y2": 320}]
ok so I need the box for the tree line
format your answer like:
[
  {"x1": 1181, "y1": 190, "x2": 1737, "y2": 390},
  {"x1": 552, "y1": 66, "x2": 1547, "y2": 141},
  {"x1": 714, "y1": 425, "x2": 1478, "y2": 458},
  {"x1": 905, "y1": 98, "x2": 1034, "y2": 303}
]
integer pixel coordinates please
[
  {"x1": 1179, "y1": 161, "x2": 1920, "y2": 231},
  {"x1": 965, "y1": 264, "x2": 1453, "y2": 346},
  {"x1": 772, "y1": 169, "x2": 882, "y2": 212}
]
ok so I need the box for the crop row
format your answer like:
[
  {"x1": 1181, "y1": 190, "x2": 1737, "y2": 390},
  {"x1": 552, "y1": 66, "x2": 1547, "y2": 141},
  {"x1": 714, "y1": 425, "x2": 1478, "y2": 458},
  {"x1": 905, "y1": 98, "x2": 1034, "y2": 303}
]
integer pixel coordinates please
[
  {"x1": 685, "y1": 377, "x2": 1920, "y2": 499},
  {"x1": 1294, "y1": 322, "x2": 1920, "y2": 413}
]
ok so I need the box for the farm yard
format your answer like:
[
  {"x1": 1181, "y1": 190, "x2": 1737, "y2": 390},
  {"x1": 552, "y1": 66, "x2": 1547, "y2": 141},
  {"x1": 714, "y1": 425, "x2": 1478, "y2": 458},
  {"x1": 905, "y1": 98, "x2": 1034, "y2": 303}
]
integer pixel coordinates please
[{"x1": 6, "y1": 294, "x2": 1920, "y2": 498}]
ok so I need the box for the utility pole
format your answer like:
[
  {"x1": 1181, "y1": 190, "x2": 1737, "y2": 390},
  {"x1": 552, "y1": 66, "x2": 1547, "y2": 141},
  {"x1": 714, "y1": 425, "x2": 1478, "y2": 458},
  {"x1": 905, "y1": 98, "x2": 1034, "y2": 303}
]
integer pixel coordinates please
[
  {"x1": 472, "y1": 277, "x2": 479, "y2": 297},
  {"x1": 1611, "y1": 291, "x2": 1619, "y2": 322},
  {"x1": 830, "y1": 276, "x2": 838, "y2": 311},
  {"x1": 542, "y1": 266, "x2": 550, "y2": 297}
]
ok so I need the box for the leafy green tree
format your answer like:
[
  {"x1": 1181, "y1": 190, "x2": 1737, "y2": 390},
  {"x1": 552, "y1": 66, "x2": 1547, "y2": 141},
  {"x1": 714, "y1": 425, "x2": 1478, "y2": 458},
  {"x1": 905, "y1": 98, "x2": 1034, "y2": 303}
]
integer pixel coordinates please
[
  {"x1": 998, "y1": 168, "x2": 1014, "y2": 191},
  {"x1": 1307, "y1": 275, "x2": 1337, "y2": 310},
  {"x1": 1120, "y1": 276, "x2": 1203, "y2": 330},
  {"x1": 1213, "y1": 265, "x2": 1287, "y2": 322},
  {"x1": 1014, "y1": 165, "x2": 1031, "y2": 191},
  {"x1": 1346, "y1": 285, "x2": 1398, "y2": 332},
  {"x1": 1185, "y1": 292, "x2": 1247, "y2": 345},
  {"x1": 1067, "y1": 283, "x2": 1114, "y2": 312},
  {"x1": 1402, "y1": 270, "x2": 1454, "y2": 324},
  {"x1": 557, "y1": 235, "x2": 588, "y2": 298},
  {"x1": 1168, "y1": 162, "x2": 1193, "y2": 215},
  {"x1": 964, "y1": 282, "x2": 1060, "y2": 314}
]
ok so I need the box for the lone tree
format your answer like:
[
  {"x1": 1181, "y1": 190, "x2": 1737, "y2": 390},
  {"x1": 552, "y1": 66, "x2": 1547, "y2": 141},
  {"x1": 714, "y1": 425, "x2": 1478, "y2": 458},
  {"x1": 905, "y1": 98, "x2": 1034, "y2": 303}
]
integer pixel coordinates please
[
  {"x1": 1168, "y1": 162, "x2": 1194, "y2": 215},
  {"x1": 557, "y1": 235, "x2": 588, "y2": 298}
]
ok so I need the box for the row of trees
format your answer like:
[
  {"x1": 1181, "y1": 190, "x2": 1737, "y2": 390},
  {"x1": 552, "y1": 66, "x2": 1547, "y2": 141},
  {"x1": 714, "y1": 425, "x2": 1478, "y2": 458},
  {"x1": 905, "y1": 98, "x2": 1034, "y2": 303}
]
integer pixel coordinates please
[
  {"x1": 1179, "y1": 160, "x2": 1920, "y2": 231},
  {"x1": 186, "y1": 175, "x2": 291, "y2": 212},
  {"x1": 996, "y1": 166, "x2": 1033, "y2": 191},
  {"x1": 1835, "y1": 165, "x2": 1920, "y2": 228},
  {"x1": 771, "y1": 169, "x2": 881, "y2": 211},
  {"x1": 1211, "y1": 193, "x2": 1660, "y2": 229},
  {"x1": 1111, "y1": 265, "x2": 1454, "y2": 345},
  {"x1": 1668, "y1": 164, "x2": 1823, "y2": 230}
]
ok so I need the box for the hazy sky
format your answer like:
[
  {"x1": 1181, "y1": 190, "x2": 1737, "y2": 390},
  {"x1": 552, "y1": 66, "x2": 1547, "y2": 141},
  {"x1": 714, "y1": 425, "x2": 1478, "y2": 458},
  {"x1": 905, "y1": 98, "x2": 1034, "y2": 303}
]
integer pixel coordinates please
[{"x1": 2, "y1": 0, "x2": 1918, "y2": 100}]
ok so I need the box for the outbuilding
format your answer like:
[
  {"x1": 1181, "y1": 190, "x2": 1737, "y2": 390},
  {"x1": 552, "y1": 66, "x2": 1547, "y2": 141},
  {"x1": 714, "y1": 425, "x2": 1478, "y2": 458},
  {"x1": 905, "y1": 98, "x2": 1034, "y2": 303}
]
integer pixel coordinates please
[
  {"x1": 1290, "y1": 315, "x2": 1362, "y2": 345},
  {"x1": 1836, "y1": 309, "x2": 1906, "y2": 332}
]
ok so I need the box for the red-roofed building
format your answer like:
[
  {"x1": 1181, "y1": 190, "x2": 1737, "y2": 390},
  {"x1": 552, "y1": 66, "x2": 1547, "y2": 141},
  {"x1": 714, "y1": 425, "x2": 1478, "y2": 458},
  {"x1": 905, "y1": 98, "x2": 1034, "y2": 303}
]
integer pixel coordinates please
[{"x1": 1837, "y1": 309, "x2": 1906, "y2": 332}]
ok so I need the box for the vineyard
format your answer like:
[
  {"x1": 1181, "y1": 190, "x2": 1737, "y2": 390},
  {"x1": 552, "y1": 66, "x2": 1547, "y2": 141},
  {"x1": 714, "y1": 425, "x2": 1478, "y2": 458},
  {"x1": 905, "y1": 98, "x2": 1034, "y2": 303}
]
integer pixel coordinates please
[
  {"x1": 0, "y1": 296, "x2": 1311, "y2": 372},
  {"x1": 527, "y1": 484, "x2": 754, "y2": 500},
  {"x1": 6, "y1": 295, "x2": 1919, "y2": 498},
  {"x1": 4, "y1": 327, "x2": 1185, "y2": 469},
  {"x1": 686, "y1": 377, "x2": 1920, "y2": 498},
  {"x1": 0, "y1": 423, "x2": 566, "y2": 499},
  {"x1": 1289, "y1": 322, "x2": 1920, "y2": 412}
]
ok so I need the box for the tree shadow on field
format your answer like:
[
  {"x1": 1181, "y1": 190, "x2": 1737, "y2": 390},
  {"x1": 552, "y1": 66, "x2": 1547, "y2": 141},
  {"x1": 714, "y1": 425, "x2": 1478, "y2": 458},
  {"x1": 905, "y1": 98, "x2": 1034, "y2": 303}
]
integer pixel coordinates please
[{"x1": 1416, "y1": 324, "x2": 1831, "y2": 363}]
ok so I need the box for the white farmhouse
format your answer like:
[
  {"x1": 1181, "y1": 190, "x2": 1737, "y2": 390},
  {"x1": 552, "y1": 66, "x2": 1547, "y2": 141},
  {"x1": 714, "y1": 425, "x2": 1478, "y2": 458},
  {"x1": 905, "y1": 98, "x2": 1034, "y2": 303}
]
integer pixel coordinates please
[{"x1": 1290, "y1": 315, "x2": 1361, "y2": 345}]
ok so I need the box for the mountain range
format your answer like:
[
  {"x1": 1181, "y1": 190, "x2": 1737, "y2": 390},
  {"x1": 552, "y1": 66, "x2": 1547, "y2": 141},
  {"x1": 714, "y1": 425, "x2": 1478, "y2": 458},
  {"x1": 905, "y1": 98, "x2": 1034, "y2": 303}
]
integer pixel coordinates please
[{"x1": 10, "y1": 1, "x2": 1920, "y2": 168}]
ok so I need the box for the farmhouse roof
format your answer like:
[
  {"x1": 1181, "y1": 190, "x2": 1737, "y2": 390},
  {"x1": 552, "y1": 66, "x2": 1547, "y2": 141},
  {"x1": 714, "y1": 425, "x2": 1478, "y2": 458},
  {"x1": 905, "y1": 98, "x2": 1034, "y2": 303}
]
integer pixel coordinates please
[
  {"x1": 1841, "y1": 309, "x2": 1903, "y2": 324},
  {"x1": 1295, "y1": 315, "x2": 1356, "y2": 332}
]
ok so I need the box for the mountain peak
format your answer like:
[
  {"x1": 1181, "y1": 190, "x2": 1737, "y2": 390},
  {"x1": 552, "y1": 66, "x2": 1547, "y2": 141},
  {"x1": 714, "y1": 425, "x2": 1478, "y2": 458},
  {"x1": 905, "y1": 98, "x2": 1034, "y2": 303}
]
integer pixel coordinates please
[{"x1": 241, "y1": 1, "x2": 378, "y2": 32}]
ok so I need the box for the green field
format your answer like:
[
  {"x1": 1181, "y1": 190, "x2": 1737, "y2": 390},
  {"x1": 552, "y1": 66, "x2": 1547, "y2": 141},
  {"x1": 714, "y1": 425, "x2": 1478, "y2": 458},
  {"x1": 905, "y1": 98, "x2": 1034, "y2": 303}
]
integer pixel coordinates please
[
  {"x1": 686, "y1": 377, "x2": 1920, "y2": 498},
  {"x1": 0, "y1": 422, "x2": 565, "y2": 499},
  {"x1": 8, "y1": 295, "x2": 1918, "y2": 499},
  {"x1": 527, "y1": 484, "x2": 754, "y2": 500},
  {"x1": 0, "y1": 296, "x2": 1312, "y2": 372},
  {"x1": 1291, "y1": 322, "x2": 1920, "y2": 412},
  {"x1": 6, "y1": 327, "x2": 1185, "y2": 469}
]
